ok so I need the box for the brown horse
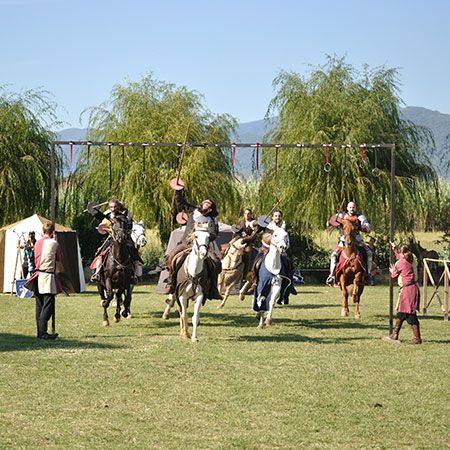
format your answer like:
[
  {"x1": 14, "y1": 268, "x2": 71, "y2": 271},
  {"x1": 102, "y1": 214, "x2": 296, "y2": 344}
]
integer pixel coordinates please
[{"x1": 337, "y1": 218, "x2": 365, "y2": 319}]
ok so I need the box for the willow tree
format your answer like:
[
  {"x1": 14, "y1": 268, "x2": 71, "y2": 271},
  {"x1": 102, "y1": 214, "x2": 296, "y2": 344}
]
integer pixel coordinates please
[
  {"x1": 63, "y1": 74, "x2": 240, "y2": 238},
  {"x1": 262, "y1": 56, "x2": 437, "y2": 235},
  {"x1": 0, "y1": 86, "x2": 63, "y2": 226}
]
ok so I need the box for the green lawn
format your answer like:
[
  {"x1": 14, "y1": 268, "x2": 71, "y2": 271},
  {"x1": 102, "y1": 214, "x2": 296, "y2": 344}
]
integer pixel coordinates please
[{"x1": 1, "y1": 284, "x2": 449, "y2": 449}]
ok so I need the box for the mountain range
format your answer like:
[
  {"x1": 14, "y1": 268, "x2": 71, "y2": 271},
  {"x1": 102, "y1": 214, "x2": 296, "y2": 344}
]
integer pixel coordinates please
[{"x1": 57, "y1": 106, "x2": 450, "y2": 178}]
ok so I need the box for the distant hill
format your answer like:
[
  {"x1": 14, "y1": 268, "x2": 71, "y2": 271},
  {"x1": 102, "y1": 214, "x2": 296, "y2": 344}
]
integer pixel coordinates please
[
  {"x1": 56, "y1": 107, "x2": 450, "y2": 178},
  {"x1": 401, "y1": 107, "x2": 450, "y2": 176}
]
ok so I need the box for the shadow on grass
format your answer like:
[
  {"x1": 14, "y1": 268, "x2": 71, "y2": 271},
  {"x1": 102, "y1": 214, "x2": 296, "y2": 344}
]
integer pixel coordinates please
[
  {"x1": 0, "y1": 333, "x2": 125, "y2": 353},
  {"x1": 287, "y1": 303, "x2": 341, "y2": 310},
  {"x1": 236, "y1": 334, "x2": 371, "y2": 343},
  {"x1": 373, "y1": 313, "x2": 448, "y2": 322},
  {"x1": 142, "y1": 309, "x2": 387, "y2": 332}
]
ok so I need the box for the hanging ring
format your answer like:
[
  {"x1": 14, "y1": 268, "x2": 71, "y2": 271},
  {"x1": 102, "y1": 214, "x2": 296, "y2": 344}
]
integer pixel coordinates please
[
  {"x1": 372, "y1": 167, "x2": 381, "y2": 177},
  {"x1": 323, "y1": 162, "x2": 331, "y2": 173}
]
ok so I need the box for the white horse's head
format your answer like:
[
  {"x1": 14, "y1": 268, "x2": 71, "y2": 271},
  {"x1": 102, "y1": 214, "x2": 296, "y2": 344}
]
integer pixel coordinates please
[
  {"x1": 131, "y1": 221, "x2": 147, "y2": 248},
  {"x1": 270, "y1": 228, "x2": 289, "y2": 254},
  {"x1": 192, "y1": 229, "x2": 210, "y2": 259}
]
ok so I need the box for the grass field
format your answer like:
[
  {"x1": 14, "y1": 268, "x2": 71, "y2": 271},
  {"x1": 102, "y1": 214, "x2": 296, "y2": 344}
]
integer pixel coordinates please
[{"x1": 1, "y1": 284, "x2": 449, "y2": 449}]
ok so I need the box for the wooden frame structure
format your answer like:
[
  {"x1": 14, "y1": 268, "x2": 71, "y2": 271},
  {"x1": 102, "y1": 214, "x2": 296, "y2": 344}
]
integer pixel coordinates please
[
  {"x1": 422, "y1": 258, "x2": 450, "y2": 321},
  {"x1": 50, "y1": 140, "x2": 397, "y2": 332}
]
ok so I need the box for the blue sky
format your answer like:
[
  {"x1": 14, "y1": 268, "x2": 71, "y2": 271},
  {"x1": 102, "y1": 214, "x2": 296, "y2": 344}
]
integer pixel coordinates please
[{"x1": 1, "y1": 0, "x2": 449, "y2": 130}]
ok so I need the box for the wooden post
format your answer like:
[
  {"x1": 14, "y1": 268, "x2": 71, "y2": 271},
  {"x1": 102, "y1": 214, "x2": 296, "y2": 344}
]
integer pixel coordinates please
[
  {"x1": 50, "y1": 143, "x2": 56, "y2": 224},
  {"x1": 423, "y1": 259, "x2": 428, "y2": 316},
  {"x1": 388, "y1": 144, "x2": 396, "y2": 334},
  {"x1": 444, "y1": 262, "x2": 449, "y2": 321}
]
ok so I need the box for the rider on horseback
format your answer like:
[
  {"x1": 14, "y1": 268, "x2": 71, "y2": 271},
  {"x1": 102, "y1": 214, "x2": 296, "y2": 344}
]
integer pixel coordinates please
[
  {"x1": 88, "y1": 199, "x2": 143, "y2": 283},
  {"x1": 252, "y1": 210, "x2": 297, "y2": 302},
  {"x1": 231, "y1": 208, "x2": 259, "y2": 280},
  {"x1": 326, "y1": 201, "x2": 374, "y2": 286},
  {"x1": 164, "y1": 188, "x2": 223, "y2": 300}
]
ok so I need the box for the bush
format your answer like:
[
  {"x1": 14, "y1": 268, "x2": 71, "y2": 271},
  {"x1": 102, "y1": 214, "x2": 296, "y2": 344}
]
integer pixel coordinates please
[
  {"x1": 289, "y1": 233, "x2": 329, "y2": 269},
  {"x1": 141, "y1": 246, "x2": 164, "y2": 272}
]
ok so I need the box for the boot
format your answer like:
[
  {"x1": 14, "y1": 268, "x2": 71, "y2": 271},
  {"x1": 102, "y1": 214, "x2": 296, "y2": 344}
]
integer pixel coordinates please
[
  {"x1": 382, "y1": 318, "x2": 403, "y2": 344},
  {"x1": 409, "y1": 323, "x2": 422, "y2": 344},
  {"x1": 326, "y1": 252, "x2": 338, "y2": 286}
]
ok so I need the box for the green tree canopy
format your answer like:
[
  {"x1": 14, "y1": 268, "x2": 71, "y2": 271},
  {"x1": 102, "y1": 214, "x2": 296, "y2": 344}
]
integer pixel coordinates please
[
  {"x1": 261, "y1": 56, "x2": 438, "y2": 234},
  {"x1": 0, "y1": 86, "x2": 62, "y2": 226},
  {"x1": 63, "y1": 74, "x2": 240, "y2": 238}
]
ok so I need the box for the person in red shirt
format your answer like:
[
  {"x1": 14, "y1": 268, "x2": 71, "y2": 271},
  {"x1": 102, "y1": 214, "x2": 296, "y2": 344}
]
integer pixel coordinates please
[{"x1": 383, "y1": 243, "x2": 422, "y2": 344}]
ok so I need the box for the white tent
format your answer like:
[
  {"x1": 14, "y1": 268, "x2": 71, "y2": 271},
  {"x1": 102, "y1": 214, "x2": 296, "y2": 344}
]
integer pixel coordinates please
[{"x1": 0, "y1": 214, "x2": 86, "y2": 293}]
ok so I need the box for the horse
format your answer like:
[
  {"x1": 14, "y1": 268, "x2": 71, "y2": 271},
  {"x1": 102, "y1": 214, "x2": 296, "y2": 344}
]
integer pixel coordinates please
[
  {"x1": 217, "y1": 238, "x2": 248, "y2": 308},
  {"x1": 173, "y1": 228, "x2": 212, "y2": 342},
  {"x1": 131, "y1": 220, "x2": 147, "y2": 249},
  {"x1": 253, "y1": 228, "x2": 290, "y2": 328},
  {"x1": 96, "y1": 215, "x2": 134, "y2": 326},
  {"x1": 335, "y1": 218, "x2": 365, "y2": 318}
]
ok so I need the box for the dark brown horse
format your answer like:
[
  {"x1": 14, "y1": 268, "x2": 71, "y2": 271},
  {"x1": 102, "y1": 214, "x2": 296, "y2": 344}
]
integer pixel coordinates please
[
  {"x1": 97, "y1": 215, "x2": 133, "y2": 326},
  {"x1": 337, "y1": 218, "x2": 365, "y2": 319}
]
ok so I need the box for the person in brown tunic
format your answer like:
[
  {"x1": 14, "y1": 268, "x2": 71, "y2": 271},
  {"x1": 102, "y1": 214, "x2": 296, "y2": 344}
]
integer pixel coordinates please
[{"x1": 383, "y1": 244, "x2": 422, "y2": 344}]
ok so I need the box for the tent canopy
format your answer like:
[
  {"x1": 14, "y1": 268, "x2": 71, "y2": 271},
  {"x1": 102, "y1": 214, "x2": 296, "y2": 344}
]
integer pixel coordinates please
[{"x1": 0, "y1": 214, "x2": 86, "y2": 293}]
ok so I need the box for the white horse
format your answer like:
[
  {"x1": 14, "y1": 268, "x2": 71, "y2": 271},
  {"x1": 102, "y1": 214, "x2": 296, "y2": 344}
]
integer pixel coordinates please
[
  {"x1": 253, "y1": 227, "x2": 290, "y2": 328},
  {"x1": 173, "y1": 229, "x2": 211, "y2": 342},
  {"x1": 131, "y1": 221, "x2": 147, "y2": 249},
  {"x1": 217, "y1": 238, "x2": 248, "y2": 308}
]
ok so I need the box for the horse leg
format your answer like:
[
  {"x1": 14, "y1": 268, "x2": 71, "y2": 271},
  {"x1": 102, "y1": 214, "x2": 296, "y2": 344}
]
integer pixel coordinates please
[
  {"x1": 122, "y1": 287, "x2": 132, "y2": 319},
  {"x1": 340, "y1": 277, "x2": 349, "y2": 317},
  {"x1": 191, "y1": 290, "x2": 203, "y2": 342},
  {"x1": 266, "y1": 278, "x2": 282, "y2": 326},
  {"x1": 178, "y1": 294, "x2": 190, "y2": 339},
  {"x1": 162, "y1": 294, "x2": 175, "y2": 320},
  {"x1": 218, "y1": 284, "x2": 232, "y2": 308},
  {"x1": 239, "y1": 280, "x2": 250, "y2": 301},
  {"x1": 114, "y1": 290, "x2": 121, "y2": 323},
  {"x1": 256, "y1": 311, "x2": 265, "y2": 329},
  {"x1": 102, "y1": 278, "x2": 114, "y2": 326},
  {"x1": 218, "y1": 272, "x2": 224, "y2": 295},
  {"x1": 353, "y1": 273, "x2": 364, "y2": 319}
]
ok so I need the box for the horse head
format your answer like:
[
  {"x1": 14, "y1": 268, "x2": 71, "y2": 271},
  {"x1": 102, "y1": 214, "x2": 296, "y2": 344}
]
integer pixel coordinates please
[
  {"x1": 341, "y1": 218, "x2": 359, "y2": 248},
  {"x1": 131, "y1": 221, "x2": 147, "y2": 248},
  {"x1": 192, "y1": 229, "x2": 210, "y2": 260},
  {"x1": 110, "y1": 215, "x2": 129, "y2": 244},
  {"x1": 270, "y1": 228, "x2": 289, "y2": 254}
]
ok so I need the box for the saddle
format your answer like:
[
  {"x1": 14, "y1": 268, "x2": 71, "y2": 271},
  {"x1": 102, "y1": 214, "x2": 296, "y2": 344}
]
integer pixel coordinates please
[
  {"x1": 250, "y1": 247, "x2": 269, "y2": 288},
  {"x1": 335, "y1": 247, "x2": 367, "y2": 282}
]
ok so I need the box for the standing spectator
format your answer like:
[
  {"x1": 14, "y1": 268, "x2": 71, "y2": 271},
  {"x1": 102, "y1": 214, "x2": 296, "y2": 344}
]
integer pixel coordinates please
[{"x1": 26, "y1": 221, "x2": 63, "y2": 340}]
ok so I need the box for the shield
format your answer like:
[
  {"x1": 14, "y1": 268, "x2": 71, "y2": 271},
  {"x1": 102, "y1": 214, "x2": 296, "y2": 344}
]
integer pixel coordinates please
[
  {"x1": 328, "y1": 214, "x2": 342, "y2": 227},
  {"x1": 87, "y1": 201, "x2": 98, "y2": 215},
  {"x1": 97, "y1": 223, "x2": 110, "y2": 235},
  {"x1": 257, "y1": 215, "x2": 270, "y2": 228},
  {"x1": 176, "y1": 212, "x2": 188, "y2": 225},
  {"x1": 169, "y1": 178, "x2": 185, "y2": 191}
]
